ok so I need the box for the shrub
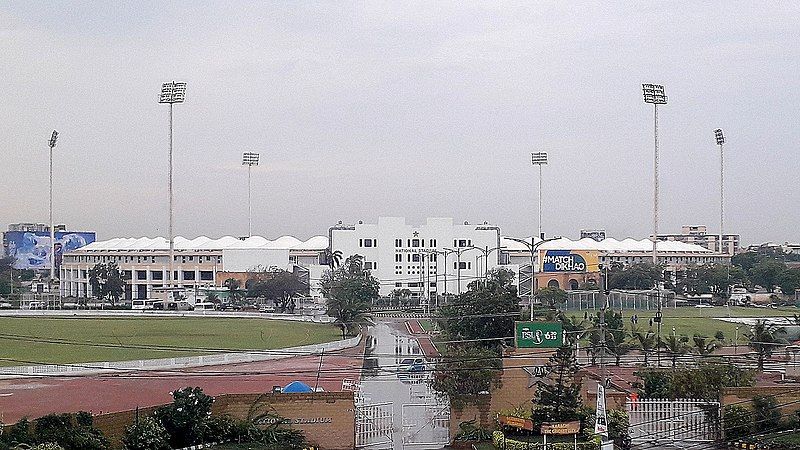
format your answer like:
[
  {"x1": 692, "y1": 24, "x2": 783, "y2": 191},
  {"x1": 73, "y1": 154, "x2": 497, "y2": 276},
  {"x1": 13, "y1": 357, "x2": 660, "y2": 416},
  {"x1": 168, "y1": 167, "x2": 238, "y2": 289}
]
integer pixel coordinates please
[
  {"x1": 492, "y1": 430, "x2": 600, "y2": 450},
  {"x1": 607, "y1": 409, "x2": 631, "y2": 450},
  {"x1": 752, "y1": 395, "x2": 781, "y2": 430},
  {"x1": 723, "y1": 405, "x2": 752, "y2": 440},
  {"x1": 154, "y1": 387, "x2": 214, "y2": 448},
  {"x1": 121, "y1": 417, "x2": 170, "y2": 450}
]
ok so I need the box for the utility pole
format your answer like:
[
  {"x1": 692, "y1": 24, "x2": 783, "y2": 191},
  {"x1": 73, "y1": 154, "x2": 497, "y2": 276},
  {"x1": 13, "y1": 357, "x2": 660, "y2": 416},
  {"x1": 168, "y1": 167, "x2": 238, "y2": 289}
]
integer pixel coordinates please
[
  {"x1": 159, "y1": 81, "x2": 187, "y2": 288},
  {"x1": 47, "y1": 130, "x2": 58, "y2": 282},
  {"x1": 531, "y1": 152, "x2": 548, "y2": 240}
]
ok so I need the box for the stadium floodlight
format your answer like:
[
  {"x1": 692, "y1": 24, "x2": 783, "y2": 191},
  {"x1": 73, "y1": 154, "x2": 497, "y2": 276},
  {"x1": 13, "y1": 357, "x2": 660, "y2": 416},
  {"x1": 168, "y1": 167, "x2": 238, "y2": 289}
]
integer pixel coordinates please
[
  {"x1": 242, "y1": 152, "x2": 260, "y2": 237},
  {"x1": 642, "y1": 82, "x2": 668, "y2": 367},
  {"x1": 158, "y1": 81, "x2": 187, "y2": 288},
  {"x1": 531, "y1": 152, "x2": 548, "y2": 240},
  {"x1": 715, "y1": 128, "x2": 726, "y2": 255},
  {"x1": 48, "y1": 130, "x2": 59, "y2": 282}
]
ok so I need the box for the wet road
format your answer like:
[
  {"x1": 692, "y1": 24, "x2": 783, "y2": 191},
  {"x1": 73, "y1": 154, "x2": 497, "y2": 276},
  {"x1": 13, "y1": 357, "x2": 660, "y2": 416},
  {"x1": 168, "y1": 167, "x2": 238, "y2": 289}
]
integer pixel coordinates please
[{"x1": 359, "y1": 320, "x2": 449, "y2": 449}]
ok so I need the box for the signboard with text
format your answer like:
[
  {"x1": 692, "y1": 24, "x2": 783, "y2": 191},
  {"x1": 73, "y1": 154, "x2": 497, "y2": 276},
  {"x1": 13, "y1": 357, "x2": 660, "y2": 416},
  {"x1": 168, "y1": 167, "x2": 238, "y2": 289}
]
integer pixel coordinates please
[
  {"x1": 541, "y1": 421, "x2": 581, "y2": 435},
  {"x1": 498, "y1": 415, "x2": 535, "y2": 431},
  {"x1": 515, "y1": 322, "x2": 563, "y2": 348},
  {"x1": 540, "y1": 249, "x2": 599, "y2": 273}
]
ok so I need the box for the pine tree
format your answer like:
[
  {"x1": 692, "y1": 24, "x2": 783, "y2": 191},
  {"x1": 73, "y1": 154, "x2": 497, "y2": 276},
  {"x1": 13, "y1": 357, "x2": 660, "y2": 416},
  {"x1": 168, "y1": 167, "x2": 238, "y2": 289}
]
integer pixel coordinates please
[{"x1": 533, "y1": 345, "x2": 583, "y2": 423}]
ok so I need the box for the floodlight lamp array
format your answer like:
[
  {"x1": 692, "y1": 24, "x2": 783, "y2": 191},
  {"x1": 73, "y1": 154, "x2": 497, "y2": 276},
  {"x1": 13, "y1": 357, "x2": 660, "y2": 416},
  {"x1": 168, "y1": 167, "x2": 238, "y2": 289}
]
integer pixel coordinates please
[
  {"x1": 242, "y1": 152, "x2": 260, "y2": 166},
  {"x1": 159, "y1": 81, "x2": 187, "y2": 104},
  {"x1": 642, "y1": 83, "x2": 667, "y2": 104},
  {"x1": 531, "y1": 152, "x2": 548, "y2": 165}
]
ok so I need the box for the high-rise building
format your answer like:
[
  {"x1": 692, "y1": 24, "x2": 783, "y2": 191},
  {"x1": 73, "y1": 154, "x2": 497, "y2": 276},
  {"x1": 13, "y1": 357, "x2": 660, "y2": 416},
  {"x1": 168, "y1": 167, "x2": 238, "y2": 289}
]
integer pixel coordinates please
[{"x1": 654, "y1": 225, "x2": 739, "y2": 255}]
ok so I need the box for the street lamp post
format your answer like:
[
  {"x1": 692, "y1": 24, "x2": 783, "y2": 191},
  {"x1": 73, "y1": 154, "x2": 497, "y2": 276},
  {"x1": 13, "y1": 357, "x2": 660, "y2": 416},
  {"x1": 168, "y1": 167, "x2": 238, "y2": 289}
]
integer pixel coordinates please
[
  {"x1": 47, "y1": 130, "x2": 58, "y2": 282},
  {"x1": 714, "y1": 129, "x2": 725, "y2": 255},
  {"x1": 504, "y1": 236, "x2": 561, "y2": 321},
  {"x1": 465, "y1": 245, "x2": 507, "y2": 283},
  {"x1": 643, "y1": 83, "x2": 667, "y2": 366},
  {"x1": 531, "y1": 152, "x2": 548, "y2": 240},
  {"x1": 159, "y1": 81, "x2": 187, "y2": 288},
  {"x1": 242, "y1": 152, "x2": 260, "y2": 237}
]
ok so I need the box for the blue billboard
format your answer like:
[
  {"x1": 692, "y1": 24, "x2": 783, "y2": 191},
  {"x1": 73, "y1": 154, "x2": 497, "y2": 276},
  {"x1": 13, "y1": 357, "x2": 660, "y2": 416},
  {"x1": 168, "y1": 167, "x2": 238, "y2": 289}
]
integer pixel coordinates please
[{"x1": 4, "y1": 231, "x2": 96, "y2": 271}]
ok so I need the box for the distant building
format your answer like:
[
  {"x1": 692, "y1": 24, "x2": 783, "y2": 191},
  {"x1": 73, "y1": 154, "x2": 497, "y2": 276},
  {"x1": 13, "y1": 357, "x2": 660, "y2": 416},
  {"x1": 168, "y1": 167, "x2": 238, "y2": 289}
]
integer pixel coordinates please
[
  {"x1": 654, "y1": 225, "x2": 739, "y2": 255},
  {"x1": 3, "y1": 224, "x2": 95, "y2": 274},
  {"x1": 60, "y1": 235, "x2": 327, "y2": 300},
  {"x1": 580, "y1": 229, "x2": 606, "y2": 241}
]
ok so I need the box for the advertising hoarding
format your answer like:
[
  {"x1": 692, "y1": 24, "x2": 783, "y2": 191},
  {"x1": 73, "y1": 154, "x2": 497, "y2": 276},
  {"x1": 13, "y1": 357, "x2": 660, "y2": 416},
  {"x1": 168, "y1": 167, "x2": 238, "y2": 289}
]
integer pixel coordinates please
[
  {"x1": 515, "y1": 321, "x2": 563, "y2": 348},
  {"x1": 540, "y1": 249, "x2": 599, "y2": 273},
  {"x1": 4, "y1": 231, "x2": 96, "y2": 271}
]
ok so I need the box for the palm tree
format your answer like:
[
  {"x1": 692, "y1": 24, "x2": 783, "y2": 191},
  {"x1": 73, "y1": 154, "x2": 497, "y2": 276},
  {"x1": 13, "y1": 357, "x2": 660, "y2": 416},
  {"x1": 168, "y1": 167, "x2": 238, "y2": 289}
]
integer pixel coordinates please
[
  {"x1": 223, "y1": 278, "x2": 241, "y2": 304},
  {"x1": 661, "y1": 334, "x2": 690, "y2": 368},
  {"x1": 322, "y1": 249, "x2": 342, "y2": 269},
  {"x1": 746, "y1": 320, "x2": 787, "y2": 371},
  {"x1": 691, "y1": 335, "x2": 722, "y2": 357},
  {"x1": 631, "y1": 326, "x2": 658, "y2": 366}
]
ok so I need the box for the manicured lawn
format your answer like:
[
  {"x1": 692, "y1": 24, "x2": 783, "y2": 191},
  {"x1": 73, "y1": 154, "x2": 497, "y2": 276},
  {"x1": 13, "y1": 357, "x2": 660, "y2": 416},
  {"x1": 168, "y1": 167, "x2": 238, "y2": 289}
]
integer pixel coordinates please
[
  {"x1": 0, "y1": 317, "x2": 340, "y2": 366},
  {"x1": 419, "y1": 319, "x2": 436, "y2": 332},
  {"x1": 566, "y1": 306, "x2": 799, "y2": 343}
]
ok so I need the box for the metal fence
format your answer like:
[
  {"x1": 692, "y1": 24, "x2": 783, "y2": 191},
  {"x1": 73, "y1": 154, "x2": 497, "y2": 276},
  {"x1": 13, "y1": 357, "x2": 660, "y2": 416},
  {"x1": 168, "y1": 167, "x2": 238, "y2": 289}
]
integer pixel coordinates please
[
  {"x1": 627, "y1": 398, "x2": 720, "y2": 444},
  {"x1": 356, "y1": 401, "x2": 395, "y2": 449},
  {"x1": 564, "y1": 290, "x2": 677, "y2": 311}
]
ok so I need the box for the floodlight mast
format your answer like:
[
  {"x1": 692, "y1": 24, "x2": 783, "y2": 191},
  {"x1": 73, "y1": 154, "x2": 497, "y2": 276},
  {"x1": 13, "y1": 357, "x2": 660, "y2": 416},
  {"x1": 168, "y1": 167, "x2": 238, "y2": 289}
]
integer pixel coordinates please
[
  {"x1": 531, "y1": 152, "x2": 548, "y2": 240},
  {"x1": 643, "y1": 83, "x2": 667, "y2": 367},
  {"x1": 714, "y1": 129, "x2": 725, "y2": 255},
  {"x1": 48, "y1": 130, "x2": 58, "y2": 282},
  {"x1": 242, "y1": 152, "x2": 260, "y2": 237},
  {"x1": 159, "y1": 81, "x2": 186, "y2": 289}
]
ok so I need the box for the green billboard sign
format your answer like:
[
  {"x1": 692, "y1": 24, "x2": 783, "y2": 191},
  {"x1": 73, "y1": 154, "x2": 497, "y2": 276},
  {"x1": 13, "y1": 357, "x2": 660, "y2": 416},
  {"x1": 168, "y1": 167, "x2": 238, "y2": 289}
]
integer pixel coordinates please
[{"x1": 515, "y1": 322, "x2": 563, "y2": 348}]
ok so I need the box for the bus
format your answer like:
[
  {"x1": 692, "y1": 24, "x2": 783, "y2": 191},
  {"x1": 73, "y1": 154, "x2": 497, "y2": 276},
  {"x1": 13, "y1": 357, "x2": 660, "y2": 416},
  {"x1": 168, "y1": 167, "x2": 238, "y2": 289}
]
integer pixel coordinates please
[{"x1": 132, "y1": 299, "x2": 158, "y2": 310}]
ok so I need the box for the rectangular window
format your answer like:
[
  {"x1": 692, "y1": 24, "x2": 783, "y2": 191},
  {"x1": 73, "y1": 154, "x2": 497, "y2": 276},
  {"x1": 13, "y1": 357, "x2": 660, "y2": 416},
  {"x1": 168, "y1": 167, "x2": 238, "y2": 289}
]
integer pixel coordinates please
[
  {"x1": 359, "y1": 239, "x2": 363, "y2": 247},
  {"x1": 395, "y1": 282, "x2": 402, "y2": 287},
  {"x1": 200, "y1": 271, "x2": 213, "y2": 281},
  {"x1": 411, "y1": 239, "x2": 420, "y2": 247},
  {"x1": 395, "y1": 254, "x2": 402, "y2": 262},
  {"x1": 183, "y1": 271, "x2": 195, "y2": 281},
  {"x1": 364, "y1": 261, "x2": 376, "y2": 270},
  {"x1": 430, "y1": 254, "x2": 437, "y2": 262},
  {"x1": 123, "y1": 270, "x2": 132, "y2": 280},
  {"x1": 151, "y1": 271, "x2": 164, "y2": 280},
  {"x1": 136, "y1": 270, "x2": 147, "y2": 280},
  {"x1": 457, "y1": 262, "x2": 468, "y2": 270},
  {"x1": 430, "y1": 239, "x2": 436, "y2": 247},
  {"x1": 430, "y1": 282, "x2": 436, "y2": 287},
  {"x1": 412, "y1": 254, "x2": 420, "y2": 262},
  {"x1": 395, "y1": 239, "x2": 402, "y2": 247},
  {"x1": 458, "y1": 239, "x2": 468, "y2": 247},
  {"x1": 364, "y1": 239, "x2": 374, "y2": 248}
]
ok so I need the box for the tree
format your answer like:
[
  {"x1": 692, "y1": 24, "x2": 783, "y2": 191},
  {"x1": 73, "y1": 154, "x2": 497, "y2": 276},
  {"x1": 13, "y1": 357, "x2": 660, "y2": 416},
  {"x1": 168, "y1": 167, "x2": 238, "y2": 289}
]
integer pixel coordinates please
[
  {"x1": 33, "y1": 412, "x2": 109, "y2": 450},
  {"x1": 88, "y1": 262, "x2": 125, "y2": 305},
  {"x1": 438, "y1": 268, "x2": 519, "y2": 347},
  {"x1": 608, "y1": 263, "x2": 662, "y2": 290},
  {"x1": 121, "y1": 416, "x2": 170, "y2": 450},
  {"x1": 778, "y1": 268, "x2": 800, "y2": 296},
  {"x1": 631, "y1": 326, "x2": 657, "y2": 366},
  {"x1": 605, "y1": 326, "x2": 631, "y2": 366},
  {"x1": 537, "y1": 287, "x2": 567, "y2": 309},
  {"x1": 429, "y1": 345, "x2": 503, "y2": 407},
  {"x1": 558, "y1": 313, "x2": 589, "y2": 345},
  {"x1": 746, "y1": 320, "x2": 787, "y2": 371},
  {"x1": 321, "y1": 248, "x2": 342, "y2": 269},
  {"x1": 223, "y1": 278, "x2": 242, "y2": 304},
  {"x1": 691, "y1": 335, "x2": 722, "y2": 357},
  {"x1": 0, "y1": 256, "x2": 15, "y2": 296},
  {"x1": 320, "y1": 255, "x2": 379, "y2": 338},
  {"x1": 678, "y1": 264, "x2": 747, "y2": 298},
  {"x1": 660, "y1": 334, "x2": 690, "y2": 368},
  {"x1": 247, "y1": 270, "x2": 306, "y2": 313},
  {"x1": 533, "y1": 345, "x2": 583, "y2": 424},
  {"x1": 750, "y1": 259, "x2": 787, "y2": 292},
  {"x1": 154, "y1": 387, "x2": 214, "y2": 448}
]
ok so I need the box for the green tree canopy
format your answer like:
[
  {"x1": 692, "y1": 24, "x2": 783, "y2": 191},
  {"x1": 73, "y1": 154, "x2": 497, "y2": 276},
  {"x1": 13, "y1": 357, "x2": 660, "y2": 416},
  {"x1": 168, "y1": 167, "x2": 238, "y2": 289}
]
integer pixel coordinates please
[
  {"x1": 437, "y1": 268, "x2": 519, "y2": 347},
  {"x1": 430, "y1": 344, "x2": 503, "y2": 408},
  {"x1": 746, "y1": 319, "x2": 787, "y2": 370},
  {"x1": 87, "y1": 262, "x2": 125, "y2": 305},
  {"x1": 154, "y1": 387, "x2": 214, "y2": 448},
  {"x1": 537, "y1": 287, "x2": 568, "y2": 309},
  {"x1": 533, "y1": 345, "x2": 583, "y2": 424},
  {"x1": 246, "y1": 270, "x2": 306, "y2": 313},
  {"x1": 608, "y1": 263, "x2": 662, "y2": 290},
  {"x1": 320, "y1": 254, "x2": 379, "y2": 337}
]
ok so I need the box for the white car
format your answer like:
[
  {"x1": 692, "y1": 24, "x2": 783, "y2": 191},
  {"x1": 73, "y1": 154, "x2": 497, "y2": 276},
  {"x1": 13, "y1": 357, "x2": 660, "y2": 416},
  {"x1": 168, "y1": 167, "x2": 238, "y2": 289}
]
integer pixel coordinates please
[{"x1": 694, "y1": 304, "x2": 714, "y2": 308}]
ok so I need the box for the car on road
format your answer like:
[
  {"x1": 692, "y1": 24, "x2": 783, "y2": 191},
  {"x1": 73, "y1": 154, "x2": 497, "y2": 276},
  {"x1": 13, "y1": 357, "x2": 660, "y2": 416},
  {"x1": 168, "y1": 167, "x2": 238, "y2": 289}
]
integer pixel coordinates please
[{"x1": 398, "y1": 357, "x2": 426, "y2": 373}]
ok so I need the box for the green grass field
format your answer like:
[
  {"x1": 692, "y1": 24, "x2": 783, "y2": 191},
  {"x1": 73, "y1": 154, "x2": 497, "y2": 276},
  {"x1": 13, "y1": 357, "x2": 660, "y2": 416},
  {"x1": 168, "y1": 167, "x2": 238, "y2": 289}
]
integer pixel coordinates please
[
  {"x1": 0, "y1": 317, "x2": 340, "y2": 367},
  {"x1": 565, "y1": 306, "x2": 799, "y2": 343}
]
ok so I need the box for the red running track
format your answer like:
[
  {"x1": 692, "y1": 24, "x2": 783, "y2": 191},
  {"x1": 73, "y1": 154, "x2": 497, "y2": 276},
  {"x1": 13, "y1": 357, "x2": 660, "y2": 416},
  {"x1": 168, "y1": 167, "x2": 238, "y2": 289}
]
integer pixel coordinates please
[{"x1": 0, "y1": 345, "x2": 363, "y2": 424}]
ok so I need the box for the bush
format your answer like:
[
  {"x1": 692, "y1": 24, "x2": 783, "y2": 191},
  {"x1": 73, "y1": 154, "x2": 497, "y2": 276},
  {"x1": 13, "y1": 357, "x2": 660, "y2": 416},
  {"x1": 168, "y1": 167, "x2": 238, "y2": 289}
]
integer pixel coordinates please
[
  {"x1": 0, "y1": 418, "x2": 33, "y2": 448},
  {"x1": 31, "y1": 445, "x2": 65, "y2": 450},
  {"x1": 723, "y1": 405, "x2": 752, "y2": 440},
  {"x1": 752, "y1": 395, "x2": 782, "y2": 430},
  {"x1": 492, "y1": 431, "x2": 600, "y2": 450},
  {"x1": 33, "y1": 413, "x2": 108, "y2": 450},
  {"x1": 607, "y1": 409, "x2": 631, "y2": 450},
  {"x1": 154, "y1": 387, "x2": 214, "y2": 448},
  {"x1": 121, "y1": 417, "x2": 170, "y2": 450},
  {"x1": 202, "y1": 415, "x2": 236, "y2": 442}
]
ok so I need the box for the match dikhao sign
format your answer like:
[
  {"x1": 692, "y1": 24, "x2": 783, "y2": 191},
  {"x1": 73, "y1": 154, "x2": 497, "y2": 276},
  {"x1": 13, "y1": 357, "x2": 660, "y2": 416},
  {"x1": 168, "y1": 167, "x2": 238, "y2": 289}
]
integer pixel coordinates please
[
  {"x1": 539, "y1": 249, "x2": 599, "y2": 273},
  {"x1": 515, "y1": 322, "x2": 563, "y2": 348}
]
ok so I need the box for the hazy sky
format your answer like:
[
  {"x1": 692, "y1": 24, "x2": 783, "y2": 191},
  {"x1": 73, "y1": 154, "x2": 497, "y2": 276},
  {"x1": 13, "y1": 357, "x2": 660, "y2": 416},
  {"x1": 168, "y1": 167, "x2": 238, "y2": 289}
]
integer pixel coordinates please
[{"x1": 2, "y1": 2, "x2": 798, "y2": 245}]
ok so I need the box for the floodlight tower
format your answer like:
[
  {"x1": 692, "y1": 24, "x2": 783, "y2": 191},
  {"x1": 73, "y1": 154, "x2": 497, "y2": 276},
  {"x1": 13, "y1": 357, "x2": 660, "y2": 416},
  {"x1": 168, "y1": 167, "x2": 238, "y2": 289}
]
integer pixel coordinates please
[
  {"x1": 642, "y1": 84, "x2": 667, "y2": 265},
  {"x1": 531, "y1": 152, "x2": 548, "y2": 240},
  {"x1": 158, "y1": 81, "x2": 187, "y2": 287},
  {"x1": 48, "y1": 130, "x2": 58, "y2": 281},
  {"x1": 714, "y1": 129, "x2": 725, "y2": 255},
  {"x1": 242, "y1": 152, "x2": 260, "y2": 237}
]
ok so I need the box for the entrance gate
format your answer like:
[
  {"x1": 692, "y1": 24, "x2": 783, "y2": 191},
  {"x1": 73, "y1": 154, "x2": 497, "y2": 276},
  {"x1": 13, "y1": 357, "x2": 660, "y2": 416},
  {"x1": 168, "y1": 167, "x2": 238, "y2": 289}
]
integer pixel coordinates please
[
  {"x1": 356, "y1": 401, "x2": 394, "y2": 449},
  {"x1": 627, "y1": 398, "x2": 720, "y2": 445}
]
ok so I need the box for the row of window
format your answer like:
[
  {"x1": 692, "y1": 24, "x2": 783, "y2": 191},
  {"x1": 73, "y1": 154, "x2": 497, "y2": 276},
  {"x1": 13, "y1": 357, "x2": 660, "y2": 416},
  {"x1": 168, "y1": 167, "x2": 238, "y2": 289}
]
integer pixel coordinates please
[
  {"x1": 394, "y1": 238, "x2": 439, "y2": 248},
  {"x1": 64, "y1": 269, "x2": 214, "y2": 282},
  {"x1": 66, "y1": 254, "x2": 221, "y2": 264},
  {"x1": 394, "y1": 282, "x2": 437, "y2": 288},
  {"x1": 395, "y1": 253, "x2": 439, "y2": 263}
]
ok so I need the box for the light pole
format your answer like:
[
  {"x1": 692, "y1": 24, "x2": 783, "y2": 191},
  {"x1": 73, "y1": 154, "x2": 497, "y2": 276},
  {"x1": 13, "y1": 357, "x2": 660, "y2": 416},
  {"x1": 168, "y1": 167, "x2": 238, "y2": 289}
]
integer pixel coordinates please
[
  {"x1": 643, "y1": 83, "x2": 667, "y2": 366},
  {"x1": 47, "y1": 130, "x2": 58, "y2": 282},
  {"x1": 159, "y1": 81, "x2": 187, "y2": 288},
  {"x1": 242, "y1": 152, "x2": 260, "y2": 237},
  {"x1": 531, "y1": 152, "x2": 548, "y2": 240},
  {"x1": 714, "y1": 129, "x2": 725, "y2": 255},
  {"x1": 465, "y1": 245, "x2": 507, "y2": 283},
  {"x1": 442, "y1": 247, "x2": 474, "y2": 295},
  {"x1": 504, "y1": 236, "x2": 561, "y2": 321}
]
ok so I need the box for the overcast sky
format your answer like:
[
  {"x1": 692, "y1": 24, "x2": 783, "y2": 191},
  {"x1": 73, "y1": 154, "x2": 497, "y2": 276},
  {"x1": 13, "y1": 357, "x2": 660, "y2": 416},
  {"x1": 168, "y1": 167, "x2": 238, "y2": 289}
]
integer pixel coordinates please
[{"x1": 1, "y1": 2, "x2": 798, "y2": 245}]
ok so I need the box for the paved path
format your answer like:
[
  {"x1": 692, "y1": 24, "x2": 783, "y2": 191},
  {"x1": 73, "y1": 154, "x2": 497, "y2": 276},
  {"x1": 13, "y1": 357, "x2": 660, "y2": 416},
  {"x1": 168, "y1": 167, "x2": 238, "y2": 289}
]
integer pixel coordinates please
[{"x1": 0, "y1": 342, "x2": 364, "y2": 423}]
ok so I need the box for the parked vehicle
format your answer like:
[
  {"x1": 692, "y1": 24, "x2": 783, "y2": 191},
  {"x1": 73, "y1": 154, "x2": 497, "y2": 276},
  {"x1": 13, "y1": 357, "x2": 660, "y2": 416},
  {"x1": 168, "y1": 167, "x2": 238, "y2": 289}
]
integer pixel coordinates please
[
  {"x1": 132, "y1": 299, "x2": 157, "y2": 310},
  {"x1": 194, "y1": 302, "x2": 217, "y2": 311}
]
